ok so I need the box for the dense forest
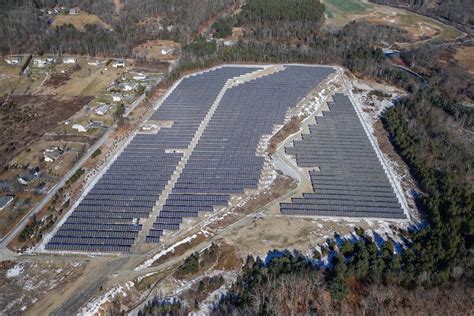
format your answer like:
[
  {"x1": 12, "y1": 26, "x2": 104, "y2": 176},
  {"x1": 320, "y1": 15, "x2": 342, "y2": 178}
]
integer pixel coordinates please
[
  {"x1": 0, "y1": 0, "x2": 235, "y2": 55},
  {"x1": 369, "y1": 0, "x2": 474, "y2": 35},
  {"x1": 236, "y1": 0, "x2": 325, "y2": 42},
  {"x1": 138, "y1": 0, "x2": 473, "y2": 313}
]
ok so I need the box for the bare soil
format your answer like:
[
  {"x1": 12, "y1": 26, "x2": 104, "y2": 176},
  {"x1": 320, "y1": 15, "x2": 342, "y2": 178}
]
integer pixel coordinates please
[
  {"x1": 267, "y1": 116, "x2": 302, "y2": 155},
  {"x1": 0, "y1": 258, "x2": 87, "y2": 315}
]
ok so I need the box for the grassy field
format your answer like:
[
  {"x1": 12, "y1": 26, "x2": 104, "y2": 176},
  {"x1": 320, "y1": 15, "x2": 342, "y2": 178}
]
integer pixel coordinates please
[
  {"x1": 455, "y1": 47, "x2": 474, "y2": 74},
  {"x1": 322, "y1": 0, "x2": 463, "y2": 44},
  {"x1": 325, "y1": 0, "x2": 369, "y2": 13},
  {"x1": 51, "y1": 13, "x2": 111, "y2": 31}
]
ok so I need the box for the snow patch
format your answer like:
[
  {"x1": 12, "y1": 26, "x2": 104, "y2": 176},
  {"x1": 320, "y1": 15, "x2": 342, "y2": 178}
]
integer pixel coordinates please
[
  {"x1": 6, "y1": 264, "x2": 24, "y2": 278},
  {"x1": 135, "y1": 234, "x2": 198, "y2": 271},
  {"x1": 79, "y1": 281, "x2": 134, "y2": 316}
]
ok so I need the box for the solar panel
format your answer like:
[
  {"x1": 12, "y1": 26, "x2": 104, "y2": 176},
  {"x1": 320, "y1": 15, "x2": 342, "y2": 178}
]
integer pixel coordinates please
[{"x1": 281, "y1": 93, "x2": 405, "y2": 219}]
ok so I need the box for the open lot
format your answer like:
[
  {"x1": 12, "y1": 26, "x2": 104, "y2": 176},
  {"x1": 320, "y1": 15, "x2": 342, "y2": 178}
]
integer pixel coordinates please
[
  {"x1": 39, "y1": 58, "x2": 124, "y2": 97},
  {"x1": 132, "y1": 39, "x2": 181, "y2": 61},
  {"x1": 0, "y1": 95, "x2": 93, "y2": 168},
  {"x1": 455, "y1": 46, "x2": 474, "y2": 74},
  {"x1": 51, "y1": 13, "x2": 111, "y2": 31},
  {"x1": 322, "y1": 0, "x2": 463, "y2": 44}
]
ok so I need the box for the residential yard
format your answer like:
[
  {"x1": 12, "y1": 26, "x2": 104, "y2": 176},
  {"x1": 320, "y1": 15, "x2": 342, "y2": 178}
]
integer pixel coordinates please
[
  {"x1": 0, "y1": 95, "x2": 93, "y2": 168},
  {"x1": 0, "y1": 66, "x2": 49, "y2": 96},
  {"x1": 132, "y1": 39, "x2": 181, "y2": 61},
  {"x1": 0, "y1": 53, "x2": 163, "y2": 243},
  {"x1": 39, "y1": 58, "x2": 124, "y2": 97}
]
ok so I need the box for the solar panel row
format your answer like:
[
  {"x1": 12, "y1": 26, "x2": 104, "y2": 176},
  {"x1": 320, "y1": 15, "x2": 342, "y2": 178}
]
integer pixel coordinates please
[
  {"x1": 147, "y1": 66, "x2": 335, "y2": 242},
  {"x1": 46, "y1": 66, "x2": 259, "y2": 252},
  {"x1": 280, "y1": 93, "x2": 405, "y2": 219}
]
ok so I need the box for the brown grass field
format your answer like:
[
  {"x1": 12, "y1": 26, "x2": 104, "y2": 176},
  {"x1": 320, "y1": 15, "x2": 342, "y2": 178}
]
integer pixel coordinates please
[
  {"x1": 51, "y1": 13, "x2": 111, "y2": 31},
  {"x1": 454, "y1": 47, "x2": 474, "y2": 74}
]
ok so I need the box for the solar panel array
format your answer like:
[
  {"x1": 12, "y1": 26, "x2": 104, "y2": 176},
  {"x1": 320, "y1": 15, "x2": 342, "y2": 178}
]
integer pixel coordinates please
[
  {"x1": 281, "y1": 93, "x2": 405, "y2": 219},
  {"x1": 146, "y1": 66, "x2": 335, "y2": 242},
  {"x1": 46, "y1": 66, "x2": 258, "y2": 252}
]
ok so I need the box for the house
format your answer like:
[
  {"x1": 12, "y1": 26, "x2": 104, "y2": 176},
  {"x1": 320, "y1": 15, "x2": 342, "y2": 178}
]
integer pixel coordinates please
[
  {"x1": 5, "y1": 56, "x2": 21, "y2": 65},
  {"x1": 33, "y1": 57, "x2": 55, "y2": 68},
  {"x1": 0, "y1": 196, "x2": 14, "y2": 211},
  {"x1": 111, "y1": 93, "x2": 123, "y2": 102},
  {"x1": 17, "y1": 167, "x2": 40, "y2": 185},
  {"x1": 44, "y1": 145, "x2": 61, "y2": 153},
  {"x1": 32, "y1": 58, "x2": 48, "y2": 68},
  {"x1": 95, "y1": 104, "x2": 109, "y2": 116},
  {"x1": 112, "y1": 59, "x2": 126, "y2": 68},
  {"x1": 63, "y1": 57, "x2": 77, "y2": 64},
  {"x1": 43, "y1": 149, "x2": 63, "y2": 162},
  {"x1": 121, "y1": 82, "x2": 137, "y2": 91},
  {"x1": 133, "y1": 73, "x2": 147, "y2": 81},
  {"x1": 89, "y1": 121, "x2": 103, "y2": 129},
  {"x1": 72, "y1": 124, "x2": 87, "y2": 132},
  {"x1": 88, "y1": 60, "x2": 105, "y2": 66},
  {"x1": 69, "y1": 8, "x2": 78, "y2": 15}
]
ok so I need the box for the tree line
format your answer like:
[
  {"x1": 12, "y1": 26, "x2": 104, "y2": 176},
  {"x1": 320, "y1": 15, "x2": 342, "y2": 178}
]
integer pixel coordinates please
[{"x1": 0, "y1": 0, "x2": 235, "y2": 56}]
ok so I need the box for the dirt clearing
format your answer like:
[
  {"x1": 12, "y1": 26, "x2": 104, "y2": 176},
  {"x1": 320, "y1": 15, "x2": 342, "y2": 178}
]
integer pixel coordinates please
[{"x1": 0, "y1": 259, "x2": 86, "y2": 315}]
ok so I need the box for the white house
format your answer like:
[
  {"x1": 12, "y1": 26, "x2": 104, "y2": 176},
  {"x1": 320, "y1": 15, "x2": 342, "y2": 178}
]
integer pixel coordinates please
[
  {"x1": 133, "y1": 73, "x2": 147, "y2": 81},
  {"x1": 33, "y1": 58, "x2": 48, "y2": 68},
  {"x1": 69, "y1": 8, "x2": 78, "y2": 15},
  {"x1": 88, "y1": 60, "x2": 105, "y2": 66},
  {"x1": 5, "y1": 56, "x2": 21, "y2": 65},
  {"x1": 44, "y1": 149, "x2": 62, "y2": 162},
  {"x1": 111, "y1": 93, "x2": 123, "y2": 102},
  {"x1": 72, "y1": 124, "x2": 87, "y2": 132},
  {"x1": 95, "y1": 104, "x2": 109, "y2": 116},
  {"x1": 121, "y1": 82, "x2": 137, "y2": 92},
  {"x1": 63, "y1": 57, "x2": 77, "y2": 64},
  {"x1": 33, "y1": 57, "x2": 55, "y2": 67},
  {"x1": 112, "y1": 59, "x2": 125, "y2": 68}
]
